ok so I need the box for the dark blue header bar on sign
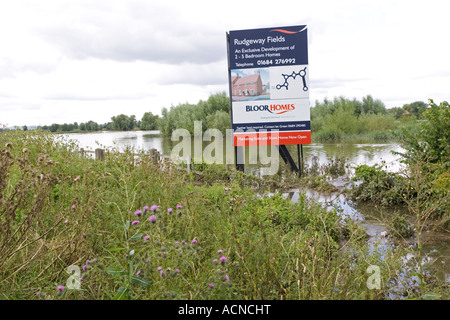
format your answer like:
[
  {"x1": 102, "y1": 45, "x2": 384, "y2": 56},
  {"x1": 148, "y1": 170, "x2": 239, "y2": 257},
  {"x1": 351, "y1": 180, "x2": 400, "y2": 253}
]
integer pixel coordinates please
[{"x1": 228, "y1": 25, "x2": 308, "y2": 69}]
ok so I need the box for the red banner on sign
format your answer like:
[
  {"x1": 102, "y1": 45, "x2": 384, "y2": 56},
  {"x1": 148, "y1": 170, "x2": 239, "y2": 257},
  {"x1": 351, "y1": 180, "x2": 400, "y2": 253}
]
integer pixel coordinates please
[{"x1": 233, "y1": 131, "x2": 311, "y2": 146}]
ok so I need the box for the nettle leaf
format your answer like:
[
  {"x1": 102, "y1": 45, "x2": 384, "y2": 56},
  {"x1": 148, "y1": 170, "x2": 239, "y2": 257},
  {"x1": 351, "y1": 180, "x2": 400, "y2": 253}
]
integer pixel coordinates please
[
  {"x1": 105, "y1": 268, "x2": 127, "y2": 277},
  {"x1": 129, "y1": 233, "x2": 144, "y2": 241},
  {"x1": 113, "y1": 286, "x2": 129, "y2": 300},
  {"x1": 131, "y1": 277, "x2": 152, "y2": 288}
]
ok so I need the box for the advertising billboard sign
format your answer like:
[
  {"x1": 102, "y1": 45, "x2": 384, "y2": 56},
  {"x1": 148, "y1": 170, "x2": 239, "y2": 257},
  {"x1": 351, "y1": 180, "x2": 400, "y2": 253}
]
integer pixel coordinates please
[{"x1": 227, "y1": 25, "x2": 310, "y2": 146}]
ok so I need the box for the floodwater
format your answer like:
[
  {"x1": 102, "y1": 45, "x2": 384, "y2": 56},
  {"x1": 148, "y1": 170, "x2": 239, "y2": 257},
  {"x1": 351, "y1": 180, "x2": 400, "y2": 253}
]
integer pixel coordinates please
[
  {"x1": 64, "y1": 130, "x2": 404, "y2": 172},
  {"x1": 64, "y1": 130, "x2": 449, "y2": 293},
  {"x1": 282, "y1": 186, "x2": 450, "y2": 294}
]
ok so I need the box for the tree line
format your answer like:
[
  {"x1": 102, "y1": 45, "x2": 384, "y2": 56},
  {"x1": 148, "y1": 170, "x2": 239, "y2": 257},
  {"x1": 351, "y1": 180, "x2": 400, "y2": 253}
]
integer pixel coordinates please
[
  {"x1": 37, "y1": 111, "x2": 160, "y2": 133},
  {"x1": 28, "y1": 92, "x2": 428, "y2": 140},
  {"x1": 35, "y1": 92, "x2": 230, "y2": 135}
]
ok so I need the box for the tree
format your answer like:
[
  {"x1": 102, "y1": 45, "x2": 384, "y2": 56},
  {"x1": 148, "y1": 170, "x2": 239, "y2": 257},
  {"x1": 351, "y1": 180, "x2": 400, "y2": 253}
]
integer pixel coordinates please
[
  {"x1": 395, "y1": 99, "x2": 449, "y2": 167},
  {"x1": 388, "y1": 107, "x2": 404, "y2": 119},
  {"x1": 111, "y1": 114, "x2": 135, "y2": 131},
  {"x1": 204, "y1": 92, "x2": 230, "y2": 115},
  {"x1": 49, "y1": 123, "x2": 60, "y2": 132},
  {"x1": 159, "y1": 107, "x2": 170, "y2": 135},
  {"x1": 140, "y1": 112, "x2": 159, "y2": 130},
  {"x1": 157, "y1": 92, "x2": 232, "y2": 136},
  {"x1": 86, "y1": 120, "x2": 99, "y2": 131},
  {"x1": 206, "y1": 110, "x2": 231, "y2": 134},
  {"x1": 402, "y1": 101, "x2": 427, "y2": 119},
  {"x1": 129, "y1": 115, "x2": 137, "y2": 130},
  {"x1": 360, "y1": 95, "x2": 386, "y2": 115}
]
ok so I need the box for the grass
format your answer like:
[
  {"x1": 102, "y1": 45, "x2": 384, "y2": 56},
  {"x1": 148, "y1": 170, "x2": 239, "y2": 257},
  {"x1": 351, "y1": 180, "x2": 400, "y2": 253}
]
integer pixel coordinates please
[{"x1": 0, "y1": 129, "x2": 447, "y2": 300}]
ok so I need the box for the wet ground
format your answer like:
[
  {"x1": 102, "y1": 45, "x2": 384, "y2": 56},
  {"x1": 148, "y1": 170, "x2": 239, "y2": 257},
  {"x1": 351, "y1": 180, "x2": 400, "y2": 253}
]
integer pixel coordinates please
[{"x1": 281, "y1": 177, "x2": 450, "y2": 294}]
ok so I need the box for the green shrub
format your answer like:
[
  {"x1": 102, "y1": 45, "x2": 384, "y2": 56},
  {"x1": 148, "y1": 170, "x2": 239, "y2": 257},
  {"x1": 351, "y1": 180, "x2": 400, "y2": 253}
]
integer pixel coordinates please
[
  {"x1": 350, "y1": 164, "x2": 407, "y2": 206},
  {"x1": 314, "y1": 128, "x2": 342, "y2": 142}
]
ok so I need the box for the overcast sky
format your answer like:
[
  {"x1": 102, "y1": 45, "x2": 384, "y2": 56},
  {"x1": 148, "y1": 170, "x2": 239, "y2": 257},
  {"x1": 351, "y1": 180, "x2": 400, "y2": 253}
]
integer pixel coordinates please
[{"x1": 0, "y1": 0, "x2": 449, "y2": 127}]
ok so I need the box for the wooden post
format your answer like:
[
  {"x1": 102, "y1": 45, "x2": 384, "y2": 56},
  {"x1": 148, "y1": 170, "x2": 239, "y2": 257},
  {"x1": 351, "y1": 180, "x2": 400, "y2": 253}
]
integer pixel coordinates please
[
  {"x1": 150, "y1": 148, "x2": 160, "y2": 165},
  {"x1": 235, "y1": 146, "x2": 245, "y2": 172},
  {"x1": 81, "y1": 148, "x2": 85, "y2": 157},
  {"x1": 95, "y1": 148, "x2": 105, "y2": 161}
]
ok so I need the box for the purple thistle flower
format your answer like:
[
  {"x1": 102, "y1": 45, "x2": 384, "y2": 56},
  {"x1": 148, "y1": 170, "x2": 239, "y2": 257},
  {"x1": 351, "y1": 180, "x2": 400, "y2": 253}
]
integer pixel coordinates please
[
  {"x1": 150, "y1": 205, "x2": 158, "y2": 211},
  {"x1": 86, "y1": 259, "x2": 90, "y2": 265},
  {"x1": 157, "y1": 266, "x2": 162, "y2": 271},
  {"x1": 225, "y1": 274, "x2": 230, "y2": 281},
  {"x1": 212, "y1": 259, "x2": 218, "y2": 263},
  {"x1": 143, "y1": 205, "x2": 149, "y2": 211},
  {"x1": 136, "y1": 270, "x2": 141, "y2": 276},
  {"x1": 82, "y1": 265, "x2": 87, "y2": 272},
  {"x1": 79, "y1": 278, "x2": 84, "y2": 282},
  {"x1": 217, "y1": 249, "x2": 223, "y2": 254},
  {"x1": 143, "y1": 235, "x2": 150, "y2": 241},
  {"x1": 167, "y1": 208, "x2": 173, "y2": 213},
  {"x1": 57, "y1": 285, "x2": 65, "y2": 291},
  {"x1": 134, "y1": 210, "x2": 142, "y2": 216},
  {"x1": 131, "y1": 220, "x2": 140, "y2": 225},
  {"x1": 175, "y1": 269, "x2": 180, "y2": 274},
  {"x1": 176, "y1": 205, "x2": 183, "y2": 209},
  {"x1": 209, "y1": 283, "x2": 214, "y2": 288},
  {"x1": 191, "y1": 239, "x2": 198, "y2": 244},
  {"x1": 181, "y1": 240, "x2": 186, "y2": 245},
  {"x1": 219, "y1": 256, "x2": 227, "y2": 263},
  {"x1": 149, "y1": 215, "x2": 156, "y2": 223}
]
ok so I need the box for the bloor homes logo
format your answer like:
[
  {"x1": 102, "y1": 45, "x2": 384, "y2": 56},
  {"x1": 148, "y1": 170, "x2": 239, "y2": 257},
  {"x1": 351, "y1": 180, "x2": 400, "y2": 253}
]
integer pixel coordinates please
[{"x1": 245, "y1": 103, "x2": 295, "y2": 115}]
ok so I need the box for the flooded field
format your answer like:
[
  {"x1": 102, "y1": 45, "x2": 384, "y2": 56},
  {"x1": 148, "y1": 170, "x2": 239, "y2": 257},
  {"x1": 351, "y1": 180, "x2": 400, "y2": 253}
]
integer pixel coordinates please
[{"x1": 64, "y1": 130, "x2": 449, "y2": 293}]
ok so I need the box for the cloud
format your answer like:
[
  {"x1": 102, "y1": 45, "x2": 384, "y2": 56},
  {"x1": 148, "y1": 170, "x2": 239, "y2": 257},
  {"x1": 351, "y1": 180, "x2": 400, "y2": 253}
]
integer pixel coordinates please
[
  {"x1": 33, "y1": 1, "x2": 226, "y2": 65},
  {"x1": 0, "y1": 58, "x2": 56, "y2": 80},
  {"x1": 153, "y1": 61, "x2": 228, "y2": 86}
]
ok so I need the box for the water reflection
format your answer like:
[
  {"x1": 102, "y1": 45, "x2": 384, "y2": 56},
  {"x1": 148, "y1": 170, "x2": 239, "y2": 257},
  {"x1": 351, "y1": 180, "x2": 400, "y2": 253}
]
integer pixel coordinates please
[{"x1": 65, "y1": 130, "x2": 164, "y2": 152}]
